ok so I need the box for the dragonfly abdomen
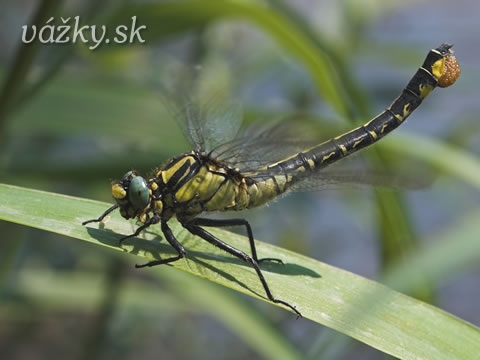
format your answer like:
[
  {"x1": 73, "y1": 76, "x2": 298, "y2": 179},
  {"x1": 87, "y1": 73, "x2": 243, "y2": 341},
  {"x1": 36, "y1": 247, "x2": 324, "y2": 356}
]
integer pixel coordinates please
[{"x1": 250, "y1": 43, "x2": 459, "y2": 199}]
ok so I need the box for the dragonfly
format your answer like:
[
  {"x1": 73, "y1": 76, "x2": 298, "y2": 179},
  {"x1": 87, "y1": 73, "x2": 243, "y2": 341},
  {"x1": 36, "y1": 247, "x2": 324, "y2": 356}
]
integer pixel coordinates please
[{"x1": 83, "y1": 43, "x2": 460, "y2": 317}]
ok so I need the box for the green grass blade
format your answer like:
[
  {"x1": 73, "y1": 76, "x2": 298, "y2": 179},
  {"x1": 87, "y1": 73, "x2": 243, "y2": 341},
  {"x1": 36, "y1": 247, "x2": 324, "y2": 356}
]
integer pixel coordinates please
[{"x1": 0, "y1": 183, "x2": 479, "y2": 359}]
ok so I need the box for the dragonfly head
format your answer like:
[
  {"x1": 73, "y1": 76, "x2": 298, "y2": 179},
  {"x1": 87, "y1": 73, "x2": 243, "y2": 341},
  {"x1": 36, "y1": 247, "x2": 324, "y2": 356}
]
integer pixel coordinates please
[{"x1": 111, "y1": 170, "x2": 151, "y2": 220}]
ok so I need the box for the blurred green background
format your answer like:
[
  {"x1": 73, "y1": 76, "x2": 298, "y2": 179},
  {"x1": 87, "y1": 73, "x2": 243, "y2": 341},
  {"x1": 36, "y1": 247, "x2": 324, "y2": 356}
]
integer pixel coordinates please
[{"x1": 0, "y1": 0, "x2": 479, "y2": 359}]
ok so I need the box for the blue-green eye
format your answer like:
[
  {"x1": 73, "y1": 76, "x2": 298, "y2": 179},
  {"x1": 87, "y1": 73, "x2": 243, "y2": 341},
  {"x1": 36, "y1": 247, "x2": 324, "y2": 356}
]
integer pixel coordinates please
[{"x1": 128, "y1": 176, "x2": 149, "y2": 211}]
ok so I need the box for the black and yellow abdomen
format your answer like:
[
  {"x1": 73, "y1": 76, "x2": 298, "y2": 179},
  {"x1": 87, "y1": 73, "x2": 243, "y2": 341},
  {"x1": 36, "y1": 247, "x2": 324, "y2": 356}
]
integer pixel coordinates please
[{"x1": 239, "y1": 43, "x2": 461, "y2": 208}]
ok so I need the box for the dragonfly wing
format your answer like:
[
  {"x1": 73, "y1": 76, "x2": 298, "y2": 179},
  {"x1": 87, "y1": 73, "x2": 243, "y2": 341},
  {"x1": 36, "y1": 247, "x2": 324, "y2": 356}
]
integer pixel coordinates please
[
  {"x1": 291, "y1": 169, "x2": 434, "y2": 192},
  {"x1": 161, "y1": 92, "x2": 206, "y2": 151},
  {"x1": 211, "y1": 117, "x2": 318, "y2": 170},
  {"x1": 156, "y1": 63, "x2": 243, "y2": 152},
  {"x1": 245, "y1": 152, "x2": 434, "y2": 193}
]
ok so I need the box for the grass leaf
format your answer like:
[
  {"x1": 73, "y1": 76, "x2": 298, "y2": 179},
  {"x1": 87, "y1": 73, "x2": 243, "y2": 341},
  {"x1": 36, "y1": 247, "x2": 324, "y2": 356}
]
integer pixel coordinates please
[{"x1": 0, "y1": 183, "x2": 479, "y2": 359}]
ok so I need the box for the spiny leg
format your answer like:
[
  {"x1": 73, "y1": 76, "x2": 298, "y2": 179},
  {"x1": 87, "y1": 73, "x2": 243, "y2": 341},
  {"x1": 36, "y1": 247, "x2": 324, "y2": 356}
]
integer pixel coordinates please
[
  {"x1": 118, "y1": 215, "x2": 160, "y2": 244},
  {"x1": 82, "y1": 204, "x2": 118, "y2": 225},
  {"x1": 187, "y1": 217, "x2": 282, "y2": 264},
  {"x1": 183, "y1": 222, "x2": 301, "y2": 318},
  {"x1": 135, "y1": 220, "x2": 186, "y2": 268}
]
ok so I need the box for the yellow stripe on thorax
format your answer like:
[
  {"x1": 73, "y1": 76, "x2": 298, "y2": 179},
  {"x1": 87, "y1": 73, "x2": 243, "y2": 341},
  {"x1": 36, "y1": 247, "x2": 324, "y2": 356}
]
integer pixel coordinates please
[
  {"x1": 161, "y1": 156, "x2": 195, "y2": 185},
  {"x1": 175, "y1": 165, "x2": 217, "y2": 203}
]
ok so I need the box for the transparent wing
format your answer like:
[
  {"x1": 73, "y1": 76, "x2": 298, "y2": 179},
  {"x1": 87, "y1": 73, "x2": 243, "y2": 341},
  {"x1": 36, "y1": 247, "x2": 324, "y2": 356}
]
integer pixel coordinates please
[
  {"x1": 156, "y1": 62, "x2": 243, "y2": 152},
  {"x1": 247, "y1": 166, "x2": 433, "y2": 194},
  {"x1": 209, "y1": 116, "x2": 318, "y2": 171},
  {"x1": 154, "y1": 61, "x2": 321, "y2": 161},
  {"x1": 289, "y1": 169, "x2": 433, "y2": 192}
]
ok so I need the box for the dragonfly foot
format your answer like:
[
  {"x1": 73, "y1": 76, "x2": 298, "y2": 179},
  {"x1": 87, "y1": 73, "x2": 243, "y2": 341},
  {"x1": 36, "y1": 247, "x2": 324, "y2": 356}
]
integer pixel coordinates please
[
  {"x1": 82, "y1": 218, "x2": 100, "y2": 225},
  {"x1": 273, "y1": 299, "x2": 302, "y2": 318}
]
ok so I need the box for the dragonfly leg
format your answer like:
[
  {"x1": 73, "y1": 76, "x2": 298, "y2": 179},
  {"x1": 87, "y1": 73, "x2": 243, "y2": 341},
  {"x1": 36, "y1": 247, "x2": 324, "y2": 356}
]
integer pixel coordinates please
[
  {"x1": 183, "y1": 222, "x2": 301, "y2": 318},
  {"x1": 82, "y1": 204, "x2": 118, "y2": 225},
  {"x1": 135, "y1": 220, "x2": 186, "y2": 268},
  {"x1": 188, "y1": 217, "x2": 283, "y2": 264},
  {"x1": 118, "y1": 214, "x2": 160, "y2": 244}
]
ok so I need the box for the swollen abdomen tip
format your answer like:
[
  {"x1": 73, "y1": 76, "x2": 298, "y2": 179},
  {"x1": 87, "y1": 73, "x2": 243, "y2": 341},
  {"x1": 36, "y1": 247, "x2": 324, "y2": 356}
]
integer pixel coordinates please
[{"x1": 438, "y1": 55, "x2": 461, "y2": 88}]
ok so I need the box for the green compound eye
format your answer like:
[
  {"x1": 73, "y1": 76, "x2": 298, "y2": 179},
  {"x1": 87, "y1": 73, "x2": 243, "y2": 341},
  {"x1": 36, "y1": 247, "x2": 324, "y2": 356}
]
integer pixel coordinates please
[{"x1": 128, "y1": 176, "x2": 149, "y2": 211}]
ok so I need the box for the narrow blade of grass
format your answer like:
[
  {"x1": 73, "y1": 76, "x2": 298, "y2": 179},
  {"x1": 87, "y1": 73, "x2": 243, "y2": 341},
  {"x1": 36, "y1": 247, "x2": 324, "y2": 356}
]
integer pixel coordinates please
[{"x1": 0, "y1": 183, "x2": 479, "y2": 359}]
